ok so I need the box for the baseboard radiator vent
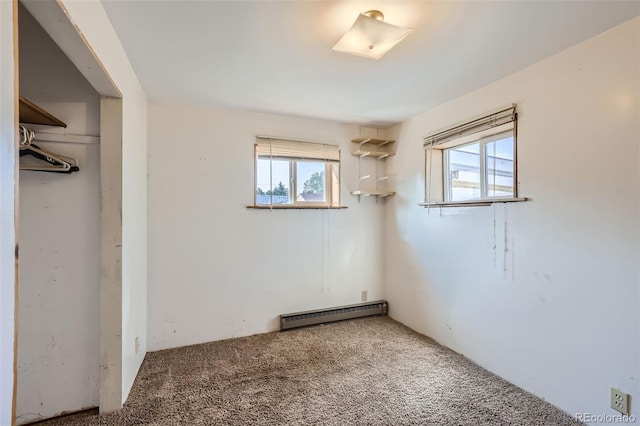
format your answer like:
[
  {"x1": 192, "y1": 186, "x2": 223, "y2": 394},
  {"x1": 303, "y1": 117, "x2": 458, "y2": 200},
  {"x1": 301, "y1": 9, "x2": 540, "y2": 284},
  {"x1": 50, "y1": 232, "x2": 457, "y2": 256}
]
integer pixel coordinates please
[{"x1": 280, "y1": 300, "x2": 388, "y2": 331}]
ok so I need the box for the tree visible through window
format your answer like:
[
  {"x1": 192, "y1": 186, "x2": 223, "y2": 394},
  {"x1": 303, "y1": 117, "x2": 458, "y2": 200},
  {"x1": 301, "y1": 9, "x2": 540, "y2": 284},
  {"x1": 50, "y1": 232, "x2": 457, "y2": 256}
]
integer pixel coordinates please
[
  {"x1": 302, "y1": 172, "x2": 324, "y2": 195},
  {"x1": 254, "y1": 138, "x2": 340, "y2": 208}
]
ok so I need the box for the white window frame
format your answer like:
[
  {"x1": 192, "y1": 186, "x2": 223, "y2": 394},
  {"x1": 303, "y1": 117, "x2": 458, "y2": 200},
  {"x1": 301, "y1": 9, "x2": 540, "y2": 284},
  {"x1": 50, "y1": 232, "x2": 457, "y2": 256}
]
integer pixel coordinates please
[
  {"x1": 443, "y1": 130, "x2": 516, "y2": 202},
  {"x1": 252, "y1": 137, "x2": 341, "y2": 209}
]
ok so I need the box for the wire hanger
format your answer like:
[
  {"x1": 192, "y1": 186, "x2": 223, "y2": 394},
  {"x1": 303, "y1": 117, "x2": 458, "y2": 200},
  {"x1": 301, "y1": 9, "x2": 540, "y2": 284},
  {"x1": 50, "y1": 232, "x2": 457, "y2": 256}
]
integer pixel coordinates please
[{"x1": 19, "y1": 125, "x2": 79, "y2": 174}]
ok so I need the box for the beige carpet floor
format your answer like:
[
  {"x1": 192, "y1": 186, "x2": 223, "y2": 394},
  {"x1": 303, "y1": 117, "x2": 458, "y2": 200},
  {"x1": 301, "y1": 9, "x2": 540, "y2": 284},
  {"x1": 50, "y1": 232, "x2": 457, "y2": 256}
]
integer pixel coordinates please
[{"x1": 36, "y1": 317, "x2": 581, "y2": 425}]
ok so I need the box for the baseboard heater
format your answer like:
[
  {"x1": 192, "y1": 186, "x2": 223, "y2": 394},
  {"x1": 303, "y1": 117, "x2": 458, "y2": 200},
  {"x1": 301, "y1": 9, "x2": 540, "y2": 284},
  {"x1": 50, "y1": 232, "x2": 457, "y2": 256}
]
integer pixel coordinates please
[{"x1": 280, "y1": 300, "x2": 388, "y2": 331}]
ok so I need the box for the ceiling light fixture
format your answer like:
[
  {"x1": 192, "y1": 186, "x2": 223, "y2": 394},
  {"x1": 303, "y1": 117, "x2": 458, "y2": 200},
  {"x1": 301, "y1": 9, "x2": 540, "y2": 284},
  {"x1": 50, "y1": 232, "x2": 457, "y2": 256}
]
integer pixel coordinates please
[{"x1": 332, "y1": 10, "x2": 413, "y2": 60}]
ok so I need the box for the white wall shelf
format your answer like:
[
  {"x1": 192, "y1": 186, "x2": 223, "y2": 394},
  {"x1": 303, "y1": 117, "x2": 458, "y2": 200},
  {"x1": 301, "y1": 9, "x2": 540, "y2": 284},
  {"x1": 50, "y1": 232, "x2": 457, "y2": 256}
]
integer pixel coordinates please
[
  {"x1": 351, "y1": 190, "x2": 396, "y2": 197},
  {"x1": 351, "y1": 137, "x2": 396, "y2": 201},
  {"x1": 351, "y1": 137, "x2": 394, "y2": 145}
]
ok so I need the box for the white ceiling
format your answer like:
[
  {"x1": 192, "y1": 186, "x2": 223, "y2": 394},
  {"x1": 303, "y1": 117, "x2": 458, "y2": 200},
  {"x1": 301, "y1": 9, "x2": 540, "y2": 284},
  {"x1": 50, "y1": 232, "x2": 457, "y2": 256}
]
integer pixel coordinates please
[{"x1": 101, "y1": 1, "x2": 639, "y2": 127}]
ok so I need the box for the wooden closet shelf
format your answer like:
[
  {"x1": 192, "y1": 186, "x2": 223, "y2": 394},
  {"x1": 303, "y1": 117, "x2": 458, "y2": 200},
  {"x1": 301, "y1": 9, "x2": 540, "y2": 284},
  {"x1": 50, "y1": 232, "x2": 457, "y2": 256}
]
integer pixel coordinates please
[{"x1": 19, "y1": 97, "x2": 67, "y2": 128}]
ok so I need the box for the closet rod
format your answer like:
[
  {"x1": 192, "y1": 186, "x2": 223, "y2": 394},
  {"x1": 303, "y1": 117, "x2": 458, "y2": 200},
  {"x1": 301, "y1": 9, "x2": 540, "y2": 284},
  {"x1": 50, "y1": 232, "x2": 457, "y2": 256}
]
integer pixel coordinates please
[{"x1": 31, "y1": 131, "x2": 99, "y2": 145}]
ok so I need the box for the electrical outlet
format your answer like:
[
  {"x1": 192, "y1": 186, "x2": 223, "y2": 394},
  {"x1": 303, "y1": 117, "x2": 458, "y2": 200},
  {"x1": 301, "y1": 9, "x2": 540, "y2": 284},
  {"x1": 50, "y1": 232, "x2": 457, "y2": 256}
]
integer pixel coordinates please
[
  {"x1": 611, "y1": 387, "x2": 629, "y2": 415},
  {"x1": 361, "y1": 291, "x2": 367, "y2": 302},
  {"x1": 135, "y1": 336, "x2": 139, "y2": 355}
]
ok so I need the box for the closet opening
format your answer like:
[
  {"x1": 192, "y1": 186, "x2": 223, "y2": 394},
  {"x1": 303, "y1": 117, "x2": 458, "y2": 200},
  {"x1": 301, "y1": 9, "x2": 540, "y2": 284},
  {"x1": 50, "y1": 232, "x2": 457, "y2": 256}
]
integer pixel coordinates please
[{"x1": 15, "y1": 0, "x2": 124, "y2": 423}]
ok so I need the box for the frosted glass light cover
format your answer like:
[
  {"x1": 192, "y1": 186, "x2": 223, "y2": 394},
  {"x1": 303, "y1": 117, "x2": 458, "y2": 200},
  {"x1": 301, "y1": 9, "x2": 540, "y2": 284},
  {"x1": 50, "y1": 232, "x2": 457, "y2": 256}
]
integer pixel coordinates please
[{"x1": 332, "y1": 14, "x2": 412, "y2": 60}]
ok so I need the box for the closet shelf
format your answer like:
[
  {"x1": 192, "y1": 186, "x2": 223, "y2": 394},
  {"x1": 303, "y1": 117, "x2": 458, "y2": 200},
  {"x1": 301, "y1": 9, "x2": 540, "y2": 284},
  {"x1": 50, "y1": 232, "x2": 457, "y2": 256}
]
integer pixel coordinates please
[{"x1": 19, "y1": 97, "x2": 67, "y2": 128}]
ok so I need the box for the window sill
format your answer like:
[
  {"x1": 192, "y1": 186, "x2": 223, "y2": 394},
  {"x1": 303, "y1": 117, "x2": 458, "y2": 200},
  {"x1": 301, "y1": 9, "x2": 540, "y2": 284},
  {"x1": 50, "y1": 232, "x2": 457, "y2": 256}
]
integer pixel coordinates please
[
  {"x1": 247, "y1": 205, "x2": 348, "y2": 210},
  {"x1": 418, "y1": 197, "x2": 529, "y2": 208}
]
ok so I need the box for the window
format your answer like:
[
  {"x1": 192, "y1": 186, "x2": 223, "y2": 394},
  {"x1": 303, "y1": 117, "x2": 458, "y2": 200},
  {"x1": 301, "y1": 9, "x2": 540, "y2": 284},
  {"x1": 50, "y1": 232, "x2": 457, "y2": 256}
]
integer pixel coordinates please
[
  {"x1": 444, "y1": 131, "x2": 514, "y2": 202},
  {"x1": 254, "y1": 137, "x2": 341, "y2": 208},
  {"x1": 423, "y1": 105, "x2": 522, "y2": 206}
]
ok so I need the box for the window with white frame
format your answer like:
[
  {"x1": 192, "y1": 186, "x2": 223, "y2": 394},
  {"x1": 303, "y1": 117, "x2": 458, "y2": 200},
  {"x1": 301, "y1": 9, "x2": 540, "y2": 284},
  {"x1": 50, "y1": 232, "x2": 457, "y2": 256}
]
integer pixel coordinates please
[
  {"x1": 444, "y1": 131, "x2": 515, "y2": 201},
  {"x1": 254, "y1": 137, "x2": 341, "y2": 208},
  {"x1": 424, "y1": 105, "x2": 520, "y2": 206}
]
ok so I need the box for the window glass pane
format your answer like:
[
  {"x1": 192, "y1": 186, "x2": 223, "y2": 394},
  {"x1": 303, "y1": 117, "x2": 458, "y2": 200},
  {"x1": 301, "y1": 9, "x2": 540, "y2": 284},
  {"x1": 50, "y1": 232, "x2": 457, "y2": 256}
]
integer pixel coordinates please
[
  {"x1": 256, "y1": 158, "x2": 292, "y2": 204},
  {"x1": 485, "y1": 136, "x2": 514, "y2": 198},
  {"x1": 296, "y1": 161, "x2": 326, "y2": 202},
  {"x1": 448, "y1": 143, "x2": 481, "y2": 201}
]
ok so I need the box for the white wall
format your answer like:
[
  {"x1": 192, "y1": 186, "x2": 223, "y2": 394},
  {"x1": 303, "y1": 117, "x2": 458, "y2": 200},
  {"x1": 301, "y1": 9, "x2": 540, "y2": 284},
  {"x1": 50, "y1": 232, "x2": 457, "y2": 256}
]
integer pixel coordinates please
[
  {"x1": 384, "y1": 17, "x2": 640, "y2": 422},
  {"x1": 147, "y1": 102, "x2": 385, "y2": 350},
  {"x1": 16, "y1": 5, "x2": 100, "y2": 423},
  {"x1": 18, "y1": 3, "x2": 99, "y2": 136},
  {"x1": 0, "y1": 1, "x2": 17, "y2": 425},
  {"x1": 56, "y1": 0, "x2": 148, "y2": 405},
  {"x1": 17, "y1": 143, "x2": 100, "y2": 424}
]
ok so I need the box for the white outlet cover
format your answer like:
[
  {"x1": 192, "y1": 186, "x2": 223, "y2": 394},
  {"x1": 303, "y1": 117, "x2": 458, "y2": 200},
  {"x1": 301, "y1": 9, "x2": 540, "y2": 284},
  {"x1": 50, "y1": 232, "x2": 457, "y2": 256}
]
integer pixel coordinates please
[{"x1": 611, "y1": 387, "x2": 630, "y2": 416}]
